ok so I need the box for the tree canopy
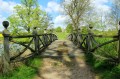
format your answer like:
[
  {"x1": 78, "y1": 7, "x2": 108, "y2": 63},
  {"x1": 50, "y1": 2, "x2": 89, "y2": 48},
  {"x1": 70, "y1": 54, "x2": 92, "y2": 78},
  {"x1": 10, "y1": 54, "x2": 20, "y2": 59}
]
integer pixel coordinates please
[
  {"x1": 66, "y1": 24, "x2": 73, "y2": 33},
  {"x1": 55, "y1": 27, "x2": 62, "y2": 32},
  {"x1": 62, "y1": 0, "x2": 90, "y2": 32},
  {"x1": 8, "y1": 0, "x2": 51, "y2": 34}
]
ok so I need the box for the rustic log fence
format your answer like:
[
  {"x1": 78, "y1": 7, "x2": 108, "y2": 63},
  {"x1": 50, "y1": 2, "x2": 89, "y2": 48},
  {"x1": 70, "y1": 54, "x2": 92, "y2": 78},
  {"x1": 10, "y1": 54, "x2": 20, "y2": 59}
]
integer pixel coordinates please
[
  {"x1": 68, "y1": 22, "x2": 120, "y2": 64},
  {"x1": 1, "y1": 21, "x2": 57, "y2": 74}
]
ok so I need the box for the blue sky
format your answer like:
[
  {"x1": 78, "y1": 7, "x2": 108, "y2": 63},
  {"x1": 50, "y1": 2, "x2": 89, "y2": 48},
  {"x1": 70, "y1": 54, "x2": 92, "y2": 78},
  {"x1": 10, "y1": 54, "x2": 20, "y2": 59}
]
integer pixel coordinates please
[{"x1": 0, "y1": 0, "x2": 112, "y2": 31}]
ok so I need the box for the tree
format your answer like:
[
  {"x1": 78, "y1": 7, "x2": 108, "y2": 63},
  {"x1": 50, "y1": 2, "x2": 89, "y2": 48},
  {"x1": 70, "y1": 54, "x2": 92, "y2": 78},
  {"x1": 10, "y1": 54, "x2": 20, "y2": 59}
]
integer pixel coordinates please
[
  {"x1": 55, "y1": 27, "x2": 62, "y2": 32},
  {"x1": 62, "y1": 0, "x2": 90, "y2": 32},
  {"x1": 66, "y1": 24, "x2": 73, "y2": 33},
  {"x1": 8, "y1": 0, "x2": 51, "y2": 34},
  {"x1": 110, "y1": 0, "x2": 120, "y2": 30}
]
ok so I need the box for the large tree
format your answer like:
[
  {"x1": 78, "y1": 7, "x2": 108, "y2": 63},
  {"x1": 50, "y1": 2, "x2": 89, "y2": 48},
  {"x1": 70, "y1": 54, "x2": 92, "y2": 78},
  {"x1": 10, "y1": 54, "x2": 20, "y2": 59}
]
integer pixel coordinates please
[
  {"x1": 110, "y1": 0, "x2": 120, "y2": 30},
  {"x1": 8, "y1": 0, "x2": 51, "y2": 34},
  {"x1": 62, "y1": 0, "x2": 90, "y2": 32}
]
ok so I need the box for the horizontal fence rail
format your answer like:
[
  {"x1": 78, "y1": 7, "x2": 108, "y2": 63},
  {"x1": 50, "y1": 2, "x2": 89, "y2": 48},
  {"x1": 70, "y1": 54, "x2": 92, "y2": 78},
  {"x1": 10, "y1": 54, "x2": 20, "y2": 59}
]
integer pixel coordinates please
[
  {"x1": 68, "y1": 28, "x2": 120, "y2": 64},
  {"x1": 1, "y1": 21, "x2": 58, "y2": 74},
  {"x1": 9, "y1": 33, "x2": 57, "y2": 62}
]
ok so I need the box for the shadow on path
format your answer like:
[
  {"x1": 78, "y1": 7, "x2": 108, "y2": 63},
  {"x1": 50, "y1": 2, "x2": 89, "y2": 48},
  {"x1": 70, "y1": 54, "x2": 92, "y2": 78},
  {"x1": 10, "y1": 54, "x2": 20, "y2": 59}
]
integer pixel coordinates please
[{"x1": 34, "y1": 40, "x2": 96, "y2": 79}]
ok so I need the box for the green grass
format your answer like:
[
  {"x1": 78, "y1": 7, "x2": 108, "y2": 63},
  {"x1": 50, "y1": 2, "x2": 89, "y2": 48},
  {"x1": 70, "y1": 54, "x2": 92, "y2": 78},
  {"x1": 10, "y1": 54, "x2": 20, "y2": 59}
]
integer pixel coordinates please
[
  {"x1": 85, "y1": 37, "x2": 120, "y2": 79},
  {"x1": 85, "y1": 53, "x2": 120, "y2": 79},
  {"x1": 0, "y1": 34, "x2": 3, "y2": 37},
  {"x1": 0, "y1": 57, "x2": 43, "y2": 79},
  {"x1": 55, "y1": 32, "x2": 69, "y2": 40}
]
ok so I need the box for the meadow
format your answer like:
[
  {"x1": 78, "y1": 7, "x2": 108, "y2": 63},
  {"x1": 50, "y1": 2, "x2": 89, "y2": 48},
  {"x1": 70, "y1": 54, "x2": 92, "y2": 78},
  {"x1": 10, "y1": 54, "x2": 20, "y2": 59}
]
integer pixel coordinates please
[{"x1": 55, "y1": 32, "x2": 69, "y2": 40}]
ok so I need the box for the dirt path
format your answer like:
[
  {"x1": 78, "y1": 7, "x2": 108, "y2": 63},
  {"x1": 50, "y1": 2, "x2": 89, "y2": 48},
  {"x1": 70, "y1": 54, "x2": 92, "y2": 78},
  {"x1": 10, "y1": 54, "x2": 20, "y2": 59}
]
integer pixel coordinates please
[{"x1": 34, "y1": 40, "x2": 97, "y2": 79}]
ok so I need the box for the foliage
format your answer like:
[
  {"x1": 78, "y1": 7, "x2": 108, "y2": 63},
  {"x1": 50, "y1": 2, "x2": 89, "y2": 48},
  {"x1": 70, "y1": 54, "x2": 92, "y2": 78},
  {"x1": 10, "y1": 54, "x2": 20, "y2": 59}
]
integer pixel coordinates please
[
  {"x1": 62, "y1": 0, "x2": 91, "y2": 32},
  {"x1": 110, "y1": 0, "x2": 120, "y2": 30},
  {"x1": 55, "y1": 27, "x2": 62, "y2": 32},
  {"x1": 101, "y1": 65, "x2": 120, "y2": 79},
  {"x1": 0, "y1": 57, "x2": 43, "y2": 79},
  {"x1": 85, "y1": 31, "x2": 120, "y2": 79},
  {"x1": 81, "y1": 26, "x2": 88, "y2": 34},
  {"x1": 66, "y1": 24, "x2": 73, "y2": 33},
  {"x1": 85, "y1": 53, "x2": 120, "y2": 79},
  {"x1": 25, "y1": 57, "x2": 43, "y2": 68},
  {"x1": 55, "y1": 32, "x2": 69, "y2": 40},
  {"x1": 0, "y1": 34, "x2": 3, "y2": 37},
  {"x1": 8, "y1": 0, "x2": 51, "y2": 34}
]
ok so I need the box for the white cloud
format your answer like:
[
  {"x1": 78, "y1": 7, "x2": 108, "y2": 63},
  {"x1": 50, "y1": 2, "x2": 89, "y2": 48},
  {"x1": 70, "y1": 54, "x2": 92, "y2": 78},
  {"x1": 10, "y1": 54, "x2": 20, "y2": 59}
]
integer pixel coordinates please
[
  {"x1": 45, "y1": 1, "x2": 63, "y2": 13},
  {"x1": 92, "y1": 0, "x2": 111, "y2": 12},
  {"x1": 0, "y1": 0, "x2": 17, "y2": 14},
  {"x1": 0, "y1": 0, "x2": 18, "y2": 31},
  {"x1": 54, "y1": 15, "x2": 69, "y2": 28}
]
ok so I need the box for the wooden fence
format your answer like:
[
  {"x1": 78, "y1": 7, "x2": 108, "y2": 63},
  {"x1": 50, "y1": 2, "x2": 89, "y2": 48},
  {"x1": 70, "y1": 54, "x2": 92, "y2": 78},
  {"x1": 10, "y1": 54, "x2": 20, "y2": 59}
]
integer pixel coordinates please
[
  {"x1": 1, "y1": 21, "x2": 57, "y2": 74},
  {"x1": 68, "y1": 23, "x2": 120, "y2": 64}
]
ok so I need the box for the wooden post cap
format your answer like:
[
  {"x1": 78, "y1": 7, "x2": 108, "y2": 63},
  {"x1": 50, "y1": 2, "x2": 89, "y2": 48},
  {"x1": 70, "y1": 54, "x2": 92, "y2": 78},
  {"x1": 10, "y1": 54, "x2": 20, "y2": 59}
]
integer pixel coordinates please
[
  {"x1": 2, "y1": 21, "x2": 9, "y2": 29},
  {"x1": 89, "y1": 26, "x2": 93, "y2": 29},
  {"x1": 119, "y1": 21, "x2": 120, "y2": 25}
]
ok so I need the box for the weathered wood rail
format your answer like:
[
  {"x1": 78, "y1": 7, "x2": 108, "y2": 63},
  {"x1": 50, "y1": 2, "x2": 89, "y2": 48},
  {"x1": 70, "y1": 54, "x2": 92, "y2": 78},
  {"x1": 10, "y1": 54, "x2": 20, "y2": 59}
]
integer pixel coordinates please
[
  {"x1": 68, "y1": 22, "x2": 120, "y2": 64},
  {"x1": 1, "y1": 21, "x2": 57, "y2": 74}
]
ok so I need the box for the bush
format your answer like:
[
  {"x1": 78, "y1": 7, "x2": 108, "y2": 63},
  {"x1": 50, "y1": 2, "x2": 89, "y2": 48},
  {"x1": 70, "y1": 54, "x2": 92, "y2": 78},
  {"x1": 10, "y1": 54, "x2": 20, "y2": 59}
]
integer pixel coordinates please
[
  {"x1": 55, "y1": 27, "x2": 62, "y2": 32},
  {"x1": 101, "y1": 65, "x2": 120, "y2": 79},
  {"x1": 66, "y1": 24, "x2": 73, "y2": 33}
]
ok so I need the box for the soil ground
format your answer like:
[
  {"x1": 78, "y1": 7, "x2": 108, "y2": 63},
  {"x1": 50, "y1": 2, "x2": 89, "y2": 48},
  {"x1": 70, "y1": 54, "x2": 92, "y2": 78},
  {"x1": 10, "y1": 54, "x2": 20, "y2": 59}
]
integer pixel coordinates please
[{"x1": 34, "y1": 40, "x2": 98, "y2": 79}]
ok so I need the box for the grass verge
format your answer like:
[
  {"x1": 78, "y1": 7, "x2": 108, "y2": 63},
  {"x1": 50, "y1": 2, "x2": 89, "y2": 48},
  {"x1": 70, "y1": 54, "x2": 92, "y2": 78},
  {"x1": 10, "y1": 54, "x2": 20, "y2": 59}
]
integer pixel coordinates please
[
  {"x1": 55, "y1": 32, "x2": 69, "y2": 40},
  {"x1": 85, "y1": 53, "x2": 120, "y2": 79},
  {"x1": 0, "y1": 57, "x2": 43, "y2": 79}
]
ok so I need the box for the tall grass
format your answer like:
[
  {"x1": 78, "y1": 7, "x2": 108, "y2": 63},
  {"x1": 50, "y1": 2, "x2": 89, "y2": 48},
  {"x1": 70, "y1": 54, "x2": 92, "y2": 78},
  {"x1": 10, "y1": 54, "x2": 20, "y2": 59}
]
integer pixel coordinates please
[
  {"x1": 0, "y1": 57, "x2": 43, "y2": 79},
  {"x1": 85, "y1": 37, "x2": 120, "y2": 79}
]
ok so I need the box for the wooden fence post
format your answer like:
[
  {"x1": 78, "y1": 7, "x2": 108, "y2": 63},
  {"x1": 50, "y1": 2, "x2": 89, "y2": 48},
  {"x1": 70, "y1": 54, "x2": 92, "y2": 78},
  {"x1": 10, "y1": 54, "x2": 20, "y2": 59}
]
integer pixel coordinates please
[
  {"x1": 2, "y1": 21, "x2": 10, "y2": 74},
  {"x1": 43, "y1": 29, "x2": 47, "y2": 46},
  {"x1": 77, "y1": 28, "x2": 81, "y2": 47},
  {"x1": 33, "y1": 27, "x2": 39, "y2": 54},
  {"x1": 118, "y1": 21, "x2": 120, "y2": 63},
  {"x1": 86, "y1": 25, "x2": 93, "y2": 53},
  {"x1": 86, "y1": 33, "x2": 90, "y2": 53},
  {"x1": 50, "y1": 30, "x2": 52, "y2": 43}
]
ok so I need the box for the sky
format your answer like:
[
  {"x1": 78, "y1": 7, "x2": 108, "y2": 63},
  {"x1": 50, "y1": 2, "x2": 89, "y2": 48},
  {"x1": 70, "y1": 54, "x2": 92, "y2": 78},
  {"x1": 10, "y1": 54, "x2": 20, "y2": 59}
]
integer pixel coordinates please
[{"x1": 0, "y1": 0, "x2": 112, "y2": 31}]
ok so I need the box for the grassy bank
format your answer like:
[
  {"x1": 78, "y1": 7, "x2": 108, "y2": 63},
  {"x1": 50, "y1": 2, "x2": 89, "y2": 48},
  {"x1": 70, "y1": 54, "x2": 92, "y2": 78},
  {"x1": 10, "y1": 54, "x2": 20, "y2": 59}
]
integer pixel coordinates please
[
  {"x1": 0, "y1": 57, "x2": 43, "y2": 79},
  {"x1": 55, "y1": 32, "x2": 69, "y2": 40},
  {"x1": 86, "y1": 53, "x2": 120, "y2": 79},
  {"x1": 85, "y1": 38, "x2": 120, "y2": 79}
]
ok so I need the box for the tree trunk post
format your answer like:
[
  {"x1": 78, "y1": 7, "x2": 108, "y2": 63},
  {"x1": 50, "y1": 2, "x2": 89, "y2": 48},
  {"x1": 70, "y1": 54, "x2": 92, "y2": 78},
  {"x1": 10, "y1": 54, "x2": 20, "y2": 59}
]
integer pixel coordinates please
[
  {"x1": 50, "y1": 34, "x2": 52, "y2": 43},
  {"x1": 44, "y1": 29, "x2": 47, "y2": 46},
  {"x1": 33, "y1": 27, "x2": 39, "y2": 54},
  {"x1": 87, "y1": 25, "x2": 93, "y2": 53},
  {"x1": 87, "y1": 33, "x2": 90, "y2": 53},
  {"x1": 2, "y1": 21, "x2": 10, "y2": 74},
  {"x1": 118, "y1": 21, "x2": 120, "y2": 63}
]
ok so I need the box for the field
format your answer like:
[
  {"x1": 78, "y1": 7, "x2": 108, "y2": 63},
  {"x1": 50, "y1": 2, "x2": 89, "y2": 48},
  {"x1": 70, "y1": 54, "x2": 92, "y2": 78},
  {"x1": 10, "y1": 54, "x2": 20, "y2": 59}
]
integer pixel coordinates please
[{"x1": 55, "y1": 32, "x2": 69, "y2": 40}]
